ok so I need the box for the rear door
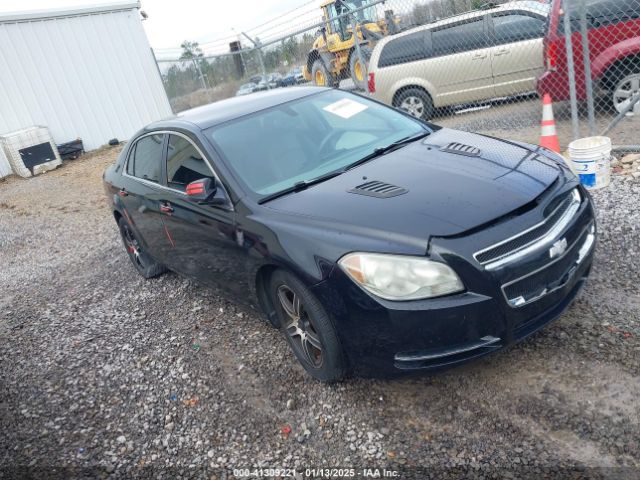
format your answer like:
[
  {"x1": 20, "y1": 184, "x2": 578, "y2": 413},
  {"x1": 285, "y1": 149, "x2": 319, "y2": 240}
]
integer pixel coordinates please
[
  {"x1": 427, "y1": 15, "x2": 495, "y2": 106},
  {"x1": 489, "y1": 10, "x2": 548, "y2": 97},
  {"x1": 121, "y1": 133, "x2": 169, "y2": 262}
]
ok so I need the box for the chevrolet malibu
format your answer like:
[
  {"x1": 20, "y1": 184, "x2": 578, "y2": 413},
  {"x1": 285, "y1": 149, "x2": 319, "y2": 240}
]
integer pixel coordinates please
[{"x1": 103, "y1": 87, "x2": 596, "y2": 381}]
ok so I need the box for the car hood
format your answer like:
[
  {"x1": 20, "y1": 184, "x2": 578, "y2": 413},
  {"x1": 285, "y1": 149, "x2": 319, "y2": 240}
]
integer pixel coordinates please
[{"x1": 265, "y1": 128, "x2": 562, "y2": 240}]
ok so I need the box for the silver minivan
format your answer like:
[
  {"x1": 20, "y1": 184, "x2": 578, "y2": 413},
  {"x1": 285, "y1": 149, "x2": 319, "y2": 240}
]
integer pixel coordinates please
[{"x1": 367, "y1": 1, "x2": 550, "y2": 119}]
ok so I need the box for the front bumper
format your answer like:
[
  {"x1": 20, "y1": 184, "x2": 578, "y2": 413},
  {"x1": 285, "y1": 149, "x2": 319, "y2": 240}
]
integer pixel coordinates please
[{"x1": 312, "y1": 186, "x2": 596, "y2": 377}]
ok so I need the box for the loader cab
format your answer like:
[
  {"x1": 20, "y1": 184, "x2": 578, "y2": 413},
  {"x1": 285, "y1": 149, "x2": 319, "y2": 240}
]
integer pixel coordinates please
[{"x1": 322, "y1": 0, "x2": 377, "y2": 42}]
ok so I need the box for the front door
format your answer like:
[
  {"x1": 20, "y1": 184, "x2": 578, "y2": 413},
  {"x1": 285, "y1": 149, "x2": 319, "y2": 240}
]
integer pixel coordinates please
[{"x1": 156, "y1": 133, "x2": 246, "y2": 297}]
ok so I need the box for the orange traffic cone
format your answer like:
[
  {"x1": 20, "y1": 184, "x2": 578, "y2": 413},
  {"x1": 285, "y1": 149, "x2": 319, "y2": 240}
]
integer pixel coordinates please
[{"x1": 540, "y1": 93, "x2": 561, "y2": 153}]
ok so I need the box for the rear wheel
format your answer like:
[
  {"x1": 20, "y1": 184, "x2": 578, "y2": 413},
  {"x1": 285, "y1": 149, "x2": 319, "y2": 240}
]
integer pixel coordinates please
[
  {"x1": 269, "y1": 270, "x2": 346, "y2": 382},
  {"x1": 311, "y1": 59, "x2": 333, "y2": 87},
  {"x1": 394, "y1": 87, "x2": 434, "y2": 121},
  {"x1": 612, "y1": 72, "x2": 640, "y2": 116},
  {"x1": 118, "y1": 217, "x2": 166, "y2": 279},
  {"x1": 349, "y1": 47, "x2": 371, "y2": 90}
]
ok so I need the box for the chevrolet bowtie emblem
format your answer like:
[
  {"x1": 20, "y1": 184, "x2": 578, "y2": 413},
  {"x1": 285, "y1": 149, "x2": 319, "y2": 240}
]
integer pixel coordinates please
[{"x1": 549, "y1": 238, "x2": 568, "y2": 259}]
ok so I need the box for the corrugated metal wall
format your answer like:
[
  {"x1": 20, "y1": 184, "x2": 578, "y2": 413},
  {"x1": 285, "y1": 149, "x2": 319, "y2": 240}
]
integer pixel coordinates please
[{"x1": 0, "y1": 6, "x2": 172, "y2": 151}]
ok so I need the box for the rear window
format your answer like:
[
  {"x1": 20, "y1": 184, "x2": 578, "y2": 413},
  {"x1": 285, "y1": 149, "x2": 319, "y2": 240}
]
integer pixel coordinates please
[
  {"x1": 558, "y1": 0, "x2": 640, "y2": 34},
  {"x1": 127, "y1": 134, "x2": 163, "y2": 183},
  {"x1": 492, "y1": 13, "x2": 546, "y2": 45},
  {"x1": 378, "y1": 31, "x2": 428, "y2": 68}
]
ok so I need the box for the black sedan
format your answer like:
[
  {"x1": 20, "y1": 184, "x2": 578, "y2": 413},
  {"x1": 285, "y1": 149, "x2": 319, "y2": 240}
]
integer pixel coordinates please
[{"x1": 104, "y1": 87, "x2": 596, "y2": 381}]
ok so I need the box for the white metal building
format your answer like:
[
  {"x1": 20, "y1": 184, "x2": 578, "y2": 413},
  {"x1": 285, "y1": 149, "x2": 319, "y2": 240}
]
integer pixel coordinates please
[{"x1": 0, "y1": 2, "x2": 172, "y2": 151}]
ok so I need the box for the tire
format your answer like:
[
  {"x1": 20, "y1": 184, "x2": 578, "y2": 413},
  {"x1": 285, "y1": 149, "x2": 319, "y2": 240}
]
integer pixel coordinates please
[
  {"x1": 393, "y1": 87, "x2": 434, "y2": 121},
  {"x1": 311, "y1": 59, "x2": 334, "y2": 87},
  {"x1": 349, "y1": 47, "x2": 371, "y2": 90},
  {"x1": 117, "y1": 217, "x2": 167, "y2": 279},
  {"x1": 269, "y1": 270, "x2": 346, "y2": 382},
  {"x1": 612, "y1": 72, "x2": 640, "y2": 116}
]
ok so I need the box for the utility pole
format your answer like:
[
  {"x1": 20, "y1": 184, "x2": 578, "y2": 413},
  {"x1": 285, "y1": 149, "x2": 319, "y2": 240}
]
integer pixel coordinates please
[{"x1": 241, "y1": 32, "x2": 268, "y2": 86}]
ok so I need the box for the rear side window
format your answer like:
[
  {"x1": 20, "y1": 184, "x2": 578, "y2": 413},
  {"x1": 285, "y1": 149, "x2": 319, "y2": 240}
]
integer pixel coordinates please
[
  {"x1": 127, "y1": 134, "x2": 163, "y2": 183},
  {"x1": 432, "y1": 18, "x2": 487, "y2": 57},
  {"x1": 166, "y1": 134, "x2": 214, "y2": 191},
  {"x1": 378, "y1": 31, "x2": 427, "y2": 68},
  {"x1": 492, "y1": 13, "x2": 546, "y2": 45}
]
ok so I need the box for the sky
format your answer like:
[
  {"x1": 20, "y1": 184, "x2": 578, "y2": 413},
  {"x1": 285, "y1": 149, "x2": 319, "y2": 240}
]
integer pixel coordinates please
[{"x1": 0, "y1": 0, "x2": 321, "y2": 58}]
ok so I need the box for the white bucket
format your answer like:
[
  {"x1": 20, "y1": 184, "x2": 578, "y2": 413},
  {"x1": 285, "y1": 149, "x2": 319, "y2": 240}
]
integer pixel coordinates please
[{"x1": 568, "y1": 136, "x2": 612, "y2": 190}]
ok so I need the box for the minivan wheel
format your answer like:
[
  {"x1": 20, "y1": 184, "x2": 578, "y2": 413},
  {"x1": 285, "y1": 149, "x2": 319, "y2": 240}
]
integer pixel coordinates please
[
  {"x1": 394, "y1": 88, "x2": 434, "y2": 120},
  {"x1": 269, "y1": 270, "x2": 346, "y2": 382},
  {"x1": 613, "y1": 73, "x2": 640, "y2": 116},
  {"x1": 118, "y1": 217, "x2": 167, "y2": 279}
]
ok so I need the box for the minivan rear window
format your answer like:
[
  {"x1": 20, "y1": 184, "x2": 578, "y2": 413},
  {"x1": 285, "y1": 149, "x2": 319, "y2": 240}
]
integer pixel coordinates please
[{"x1": 378, "y1": 31, "x2": 427, "y2": 68}]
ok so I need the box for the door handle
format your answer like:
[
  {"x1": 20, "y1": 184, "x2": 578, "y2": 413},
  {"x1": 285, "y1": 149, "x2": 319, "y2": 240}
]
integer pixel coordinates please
[
  {"x1": 160, "y1": 203, "x2": 174, "y2": 215},
  {"x1": 494, "y1": 48, "x2": 510, "y2": 56},
  {"x1": 472, "y1": 53, "x2": 487, "y2": 60},
  {"x1": 118, "y1": 188, "x2": 128, "y2": 197}
]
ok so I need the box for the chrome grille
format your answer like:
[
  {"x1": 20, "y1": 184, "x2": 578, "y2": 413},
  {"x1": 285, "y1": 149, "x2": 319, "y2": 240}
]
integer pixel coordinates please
[
  {"x1": 502, "y1": 223, "x2": 595, "y2": 308},
  {"x1": 474, "y1": 188, "x2": 582, "y2": 270}
]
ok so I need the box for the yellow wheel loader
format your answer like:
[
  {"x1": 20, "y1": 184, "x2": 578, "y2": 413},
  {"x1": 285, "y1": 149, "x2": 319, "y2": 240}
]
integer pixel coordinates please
[{"x1": 303, "y1": 0, "x2": 400, "y2": 90}]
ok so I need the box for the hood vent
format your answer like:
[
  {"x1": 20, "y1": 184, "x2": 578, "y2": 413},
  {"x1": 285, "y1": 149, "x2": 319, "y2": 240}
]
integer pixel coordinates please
[
  {"x1": 441, "y1": 142, "x2": 481, "y2": 157},
  {"x1": 348, "y1": 180, "x2": 408, "y2": 198}
]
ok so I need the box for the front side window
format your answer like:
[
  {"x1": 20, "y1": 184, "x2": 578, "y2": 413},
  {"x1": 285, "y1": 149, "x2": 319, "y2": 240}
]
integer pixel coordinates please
[
  {"x1": 432, "y1": 18, "x2": 487, "y2": 57},
  {"x1": 127, "y1": 134, "x2": 163, "y2": 183},
  {"x1": 492, "y1": 13, "x2": 545, "y2": 45},
  {"x1": 207, "y1": 90, "x2": 427, "y2": 198},
  {"x1": 166, "y1": 134, "x2": 214, "y2": 191}
]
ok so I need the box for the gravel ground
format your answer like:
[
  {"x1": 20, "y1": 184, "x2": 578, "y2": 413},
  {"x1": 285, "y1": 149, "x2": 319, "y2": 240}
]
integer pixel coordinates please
[
  {"x1": 0, "y1": 144, "x2": 639, "y2": 480},
  {"x1": 436, "y1": 96, "x2": 640, "y2": 150}
]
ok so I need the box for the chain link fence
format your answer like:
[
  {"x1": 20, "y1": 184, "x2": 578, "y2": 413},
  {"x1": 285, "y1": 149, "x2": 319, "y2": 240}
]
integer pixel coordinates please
[{"x1": 155, "y1": 0, "x2": 640, "y2": 150}]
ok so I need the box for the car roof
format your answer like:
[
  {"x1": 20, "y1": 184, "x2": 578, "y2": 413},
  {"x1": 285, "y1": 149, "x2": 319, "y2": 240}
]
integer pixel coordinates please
[
  {"x1": 374, "y1": 1, "x2": 550, "y2": 45},
  {"x1": 149, "y1": 86, "x2": 327, "y2": 130}
]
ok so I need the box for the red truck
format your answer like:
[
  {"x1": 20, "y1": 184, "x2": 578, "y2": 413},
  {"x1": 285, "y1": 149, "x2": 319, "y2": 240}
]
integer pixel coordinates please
[{"x1": 537, "y1": 0, "x2": 640, "y2": 114}]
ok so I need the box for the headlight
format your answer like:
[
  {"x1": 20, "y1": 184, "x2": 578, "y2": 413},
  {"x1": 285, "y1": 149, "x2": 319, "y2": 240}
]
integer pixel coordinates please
[{"x1": 338, "y1": 253, "x2": 464, "y2": 301}]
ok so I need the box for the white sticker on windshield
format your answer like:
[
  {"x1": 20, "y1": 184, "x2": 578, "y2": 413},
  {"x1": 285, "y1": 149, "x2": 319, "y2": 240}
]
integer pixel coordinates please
[{"x1": 323, "y1": 98, "x2": 368, "y2": 119}]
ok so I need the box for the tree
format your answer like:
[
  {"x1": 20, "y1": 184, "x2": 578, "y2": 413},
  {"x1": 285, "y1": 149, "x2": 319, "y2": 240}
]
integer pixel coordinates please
[{"x1": 179, "y1": 41, "x2": 203, "y2": 60}]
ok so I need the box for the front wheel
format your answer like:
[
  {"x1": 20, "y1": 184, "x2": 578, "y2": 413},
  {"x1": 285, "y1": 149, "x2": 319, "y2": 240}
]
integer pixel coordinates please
[
  {"x1": 269, "y1": 270, "x2": 346, "y2": 382},
  {"x1": 393, "y1": 88, "x2": 434, "y2": 121},
  {"x1": 311, "y1": 59, "x2": 334, "y2": 87},
  {"x1": 349, "y1": 47, "x2": 371, "y2": 90},
  {"x1": 612, "y1": 72, "x2": 640, "y2": 116}
]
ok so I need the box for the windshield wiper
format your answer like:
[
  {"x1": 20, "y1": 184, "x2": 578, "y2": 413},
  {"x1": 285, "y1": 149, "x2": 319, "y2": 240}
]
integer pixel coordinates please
[
  {"x1": 344, "y1": 130, "x2": 432, "y2": 171},
  {"x1": 258, "y1": 130, "x2": 431, "y2": 204},
  {"x1": 258, "y1": 170, "x2": 345, "y2": 204}
]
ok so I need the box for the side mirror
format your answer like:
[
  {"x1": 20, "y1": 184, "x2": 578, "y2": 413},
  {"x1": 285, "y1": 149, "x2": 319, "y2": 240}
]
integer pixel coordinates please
[{"x1": 186, "y1": 178, "x2": 226, "y2": 206}]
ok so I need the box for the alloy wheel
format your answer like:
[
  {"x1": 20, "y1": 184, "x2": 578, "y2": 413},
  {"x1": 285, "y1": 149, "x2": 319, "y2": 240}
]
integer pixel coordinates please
[
  {"x1": 613, "y1": 74, "x2": 640, "y2": 116},
  {"x1": 400, "y1": 96, "x2": 425, "y2": 118},
  {"x1": 122, "y1": 224, "x2": 146, "y2": 269},
  {"x1": 277, "y1": 284, "x2": 323, "y2": 367}
]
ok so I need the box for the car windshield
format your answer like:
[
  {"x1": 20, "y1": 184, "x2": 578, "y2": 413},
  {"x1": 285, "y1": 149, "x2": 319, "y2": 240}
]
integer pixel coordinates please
[
  {"x1": 339, "y1": 0, "x2": 377, "y2": 23},
  {"x1": 207, "y1": 90, "x2": 428, "y2": 198}
]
